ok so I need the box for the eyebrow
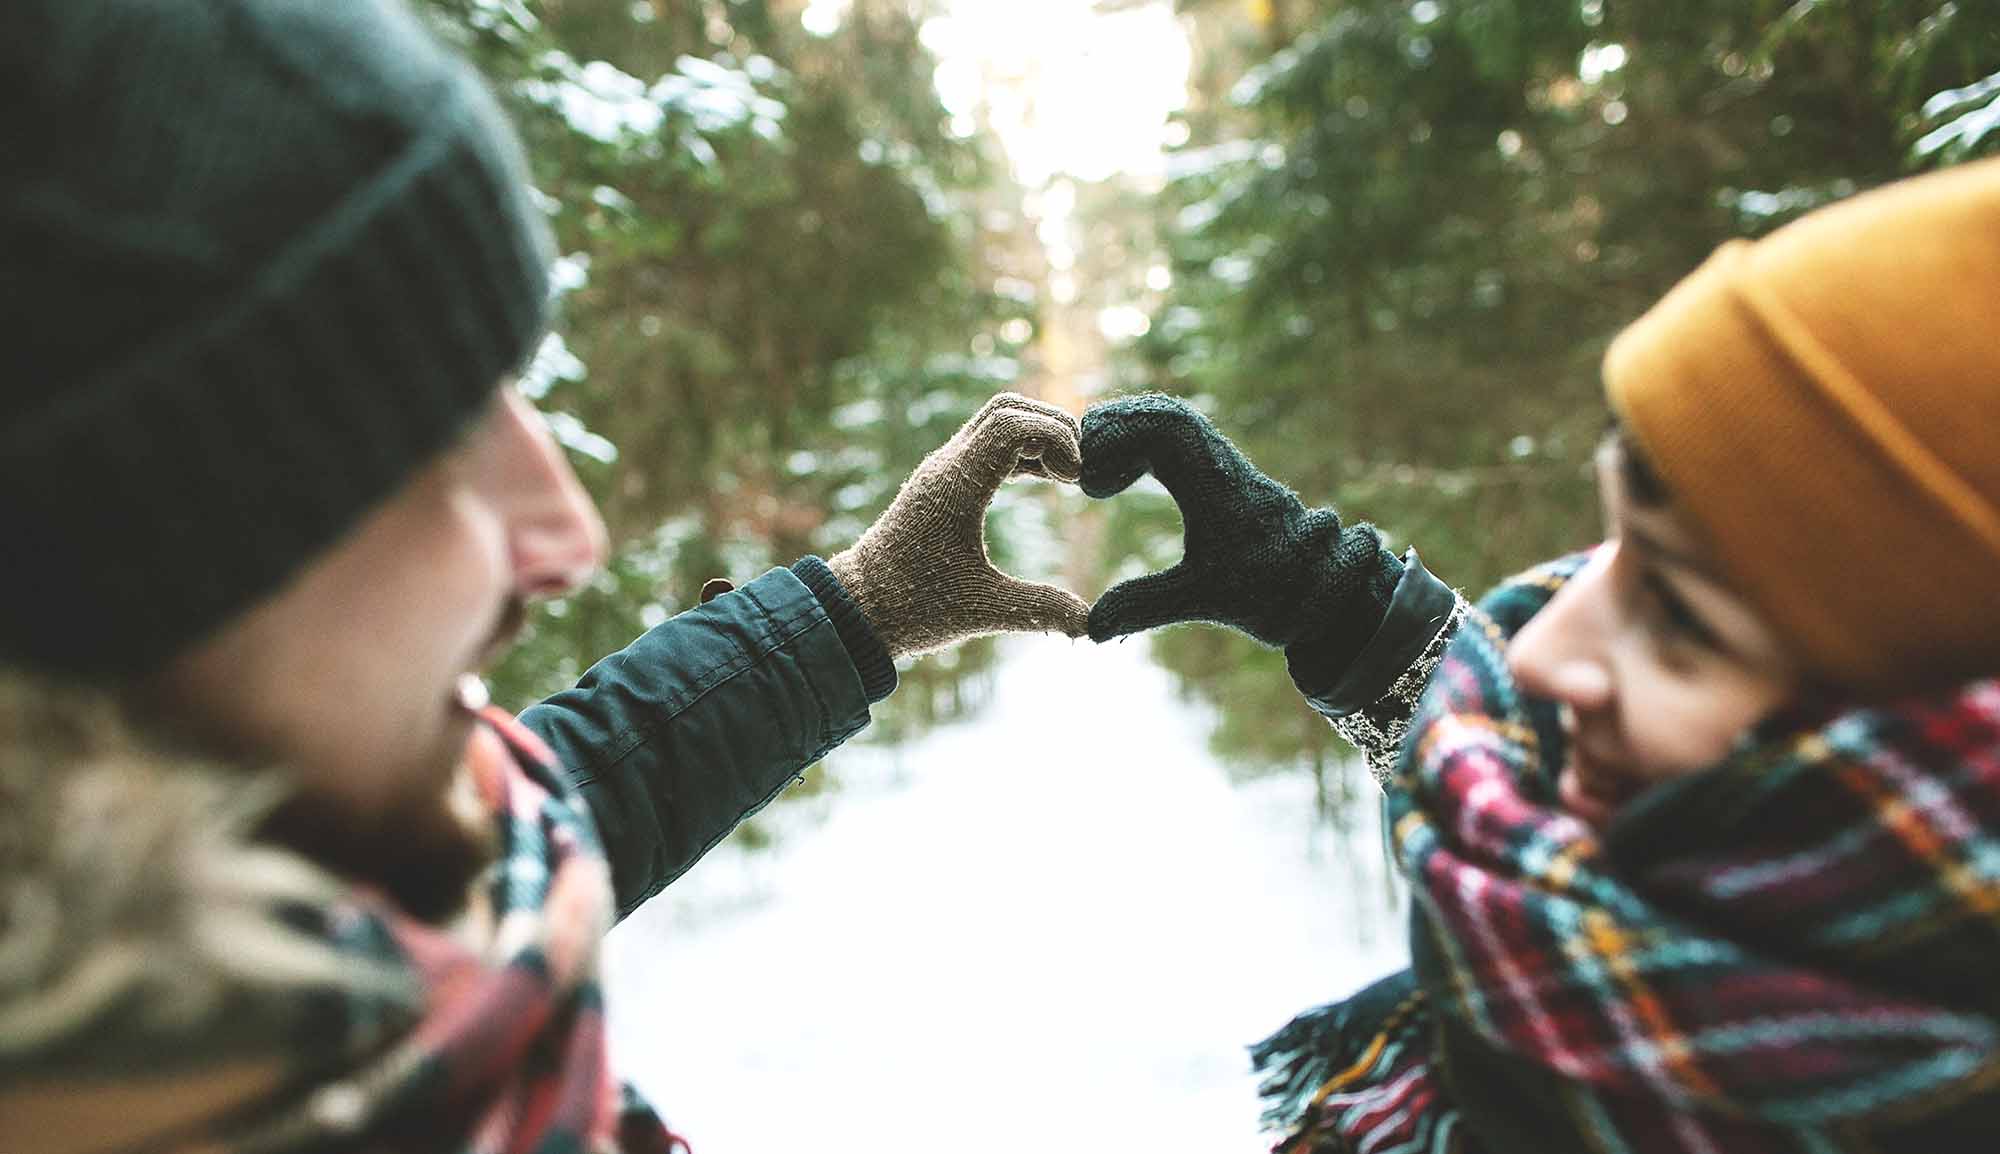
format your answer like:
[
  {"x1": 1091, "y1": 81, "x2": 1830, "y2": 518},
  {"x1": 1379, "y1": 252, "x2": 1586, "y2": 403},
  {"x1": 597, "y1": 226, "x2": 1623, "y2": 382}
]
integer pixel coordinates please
[
  {"x1": 1594, "y1": 439, "x2": 1722, "y2": 583},
  {"x1": 1620, "y1": 518, "x2": 1721, "y2": 583},
  {"x1": 1638, "y1": 564, "x2": 1721, "y2": 645}
]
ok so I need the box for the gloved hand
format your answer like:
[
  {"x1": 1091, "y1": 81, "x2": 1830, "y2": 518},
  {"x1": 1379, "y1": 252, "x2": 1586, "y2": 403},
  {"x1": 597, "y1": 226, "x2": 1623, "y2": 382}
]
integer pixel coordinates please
[
  {"x1": 829, "y1": 393, "x2": 1090, "y2": 657},
  {"x1": 1080, "y1": 394, "x2": 1402, "y2": 683}
]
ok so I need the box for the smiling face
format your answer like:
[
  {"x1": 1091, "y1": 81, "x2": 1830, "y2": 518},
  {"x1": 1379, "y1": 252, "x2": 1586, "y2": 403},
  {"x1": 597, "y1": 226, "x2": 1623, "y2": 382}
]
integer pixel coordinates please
[
  {"x1": 138, "y1": 386, "x2": 607, "y2": 913},
  {"x1": 1505, "y1": 432, "x2": 1800, "y2": 828}
]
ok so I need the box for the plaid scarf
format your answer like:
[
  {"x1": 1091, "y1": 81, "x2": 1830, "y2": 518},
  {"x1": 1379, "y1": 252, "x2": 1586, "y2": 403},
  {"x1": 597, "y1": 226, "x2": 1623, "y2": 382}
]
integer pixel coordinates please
[
  {"x1": 216, "y1": 708, "x2": 690, "y2": 1154},
  {"x1": 1260, "y1": 553, "x2": 2000, "y2": 1154}
]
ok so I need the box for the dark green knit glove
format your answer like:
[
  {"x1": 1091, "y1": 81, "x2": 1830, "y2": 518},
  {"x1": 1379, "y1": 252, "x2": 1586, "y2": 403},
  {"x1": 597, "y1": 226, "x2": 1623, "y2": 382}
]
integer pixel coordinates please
[{"x1": 1081, "y1": 395, "x2": 1402, "y2": 681}]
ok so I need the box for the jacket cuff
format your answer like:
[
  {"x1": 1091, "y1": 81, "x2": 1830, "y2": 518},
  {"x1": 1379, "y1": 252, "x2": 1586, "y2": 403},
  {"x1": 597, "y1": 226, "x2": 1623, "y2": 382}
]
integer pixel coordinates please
[
  {"x1": 1290, "y1": 548, "x2": 1458, "y2": 718},
  {"x1": 792, "y1": 555, "x2": 897, "y2": 704}
]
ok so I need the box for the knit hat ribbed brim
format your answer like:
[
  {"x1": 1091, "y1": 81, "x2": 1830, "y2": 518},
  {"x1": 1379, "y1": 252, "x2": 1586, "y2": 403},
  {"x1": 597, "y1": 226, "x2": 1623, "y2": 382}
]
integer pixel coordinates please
[{"x1": 1, "y1": 0, "x2": 554, "y2": 678}]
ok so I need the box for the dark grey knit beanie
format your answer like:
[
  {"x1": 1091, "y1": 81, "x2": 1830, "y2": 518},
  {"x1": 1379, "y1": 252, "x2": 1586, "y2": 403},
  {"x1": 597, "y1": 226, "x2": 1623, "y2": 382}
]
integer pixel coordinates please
[{"x1": 0, "y1": 0, "x2": 554, "y2": 679}]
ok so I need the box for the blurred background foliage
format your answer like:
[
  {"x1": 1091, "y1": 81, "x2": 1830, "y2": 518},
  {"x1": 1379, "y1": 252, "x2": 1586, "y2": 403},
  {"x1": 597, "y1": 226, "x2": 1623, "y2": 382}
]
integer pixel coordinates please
[
  {"x1": 419, "y1": 0, "x2": 2000, "y2": 831},
  {"x1": 420, "y1": 0, "x2": 1026, "y2": 735},
  {"x1": 1123, "y1": 0, "x2": 2000, "y2": 799}
]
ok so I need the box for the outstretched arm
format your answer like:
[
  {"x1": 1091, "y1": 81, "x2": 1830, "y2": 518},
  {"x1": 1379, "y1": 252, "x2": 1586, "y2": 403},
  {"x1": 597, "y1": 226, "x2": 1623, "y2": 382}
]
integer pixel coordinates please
[
  {"x1": 521, "y1": 563, "x2": 887, "y2": 921},
  {"x1": 525, "y1": 393, "x2": 1090, "y2": 919}
]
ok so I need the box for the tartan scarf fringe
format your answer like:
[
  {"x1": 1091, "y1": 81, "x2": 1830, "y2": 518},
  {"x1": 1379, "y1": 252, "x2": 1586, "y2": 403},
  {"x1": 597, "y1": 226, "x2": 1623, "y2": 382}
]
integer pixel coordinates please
[
  {"x1": 1264, "y1": 553, "x2": 2000, "y2": 1154},
  {"x1": 1252, "y1": 1001, "x2": 1352, "y2": 1133},
  {"x1": 1255, "y1": 975, "x2": 1463, "y2": 1154}
]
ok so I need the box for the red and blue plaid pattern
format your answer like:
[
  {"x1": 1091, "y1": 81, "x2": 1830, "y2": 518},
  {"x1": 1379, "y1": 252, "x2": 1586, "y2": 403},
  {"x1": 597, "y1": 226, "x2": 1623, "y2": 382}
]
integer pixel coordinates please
[
  {"x1": 1268, "y1": 554, "x2": 2000, "y2": 1153},
  {"x1": 1401, "y1": 554, "x2": 2000, "y2": 1150},
  {"x1": 227, "y1": 709, "x2": 690, "y2": 1154}
]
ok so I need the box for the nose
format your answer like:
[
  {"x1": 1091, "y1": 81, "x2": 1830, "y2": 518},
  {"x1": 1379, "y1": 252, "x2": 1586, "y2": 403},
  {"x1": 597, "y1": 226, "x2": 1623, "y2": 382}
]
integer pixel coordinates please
[
  {"x1": 494, "y1": 389, "x2": 610, "y2": 598},
  {"x1": 1507, "y1": 545, "x2": 1615, "y2": 711}
]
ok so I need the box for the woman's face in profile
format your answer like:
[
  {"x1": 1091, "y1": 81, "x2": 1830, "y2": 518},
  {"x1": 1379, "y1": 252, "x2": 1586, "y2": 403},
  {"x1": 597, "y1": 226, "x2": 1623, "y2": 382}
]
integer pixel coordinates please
[{"x1": 1506, "y1": 436, "x2": 1800, "y2": 829}]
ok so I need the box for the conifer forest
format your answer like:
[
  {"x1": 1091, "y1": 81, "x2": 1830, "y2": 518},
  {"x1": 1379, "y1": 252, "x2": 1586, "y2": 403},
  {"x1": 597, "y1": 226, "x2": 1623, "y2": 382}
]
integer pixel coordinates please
[{"x1": 447, "y1": 0, "x2": 2000, "y2": 824}]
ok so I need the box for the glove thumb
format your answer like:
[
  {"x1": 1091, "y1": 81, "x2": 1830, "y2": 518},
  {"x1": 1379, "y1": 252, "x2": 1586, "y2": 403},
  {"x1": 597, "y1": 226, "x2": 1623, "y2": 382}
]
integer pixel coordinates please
[
  {"x1": 1087, "y1": 564, "x2": 1205, "y2": 643},
  {"x1": 983, "y1": 573, "x2": 1090, "y2": 640}
]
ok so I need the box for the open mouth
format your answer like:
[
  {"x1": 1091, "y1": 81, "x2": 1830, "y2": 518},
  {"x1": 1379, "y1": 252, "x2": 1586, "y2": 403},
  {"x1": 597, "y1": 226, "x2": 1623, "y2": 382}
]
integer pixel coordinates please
[
  {"x1": 449, "y1": 600, "x2": 529, "y2": 715},
  {"x1": 1552, "y1": 705, "x2": 1645, "y2": 827},
  {"x1": 1556, "y1": 749, "x2": 1643, "y2": 829}
]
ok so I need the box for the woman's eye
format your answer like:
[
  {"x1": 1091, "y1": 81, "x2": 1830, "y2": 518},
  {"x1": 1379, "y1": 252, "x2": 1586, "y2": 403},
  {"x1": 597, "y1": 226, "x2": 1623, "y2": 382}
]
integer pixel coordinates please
[{"x1": 1641, "y1": 571, "x2": 1718, "y2": 650}]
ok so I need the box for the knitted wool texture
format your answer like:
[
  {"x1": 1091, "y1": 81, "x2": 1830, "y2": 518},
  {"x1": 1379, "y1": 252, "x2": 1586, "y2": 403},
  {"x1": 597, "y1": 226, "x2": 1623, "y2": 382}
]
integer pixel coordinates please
[
  {"x1": 0, "y1": 0, "x2": 553, "y2": 678},
  {"x1": 1079, "y1": 394, "x2": 1401, "y2": 682},
  {"x1": 0, "y1": 674, "x2": 689, "y2": 1153},
  {"x1": 1605, "y1": 157, "x2": 2000, "y2": 695},
  {"x1": 828, "y1": 394, "x2": 1091, "y2": 657},
  {"x1": 1257, "y1": 552, "x2": 2000, "y2": 1154}
]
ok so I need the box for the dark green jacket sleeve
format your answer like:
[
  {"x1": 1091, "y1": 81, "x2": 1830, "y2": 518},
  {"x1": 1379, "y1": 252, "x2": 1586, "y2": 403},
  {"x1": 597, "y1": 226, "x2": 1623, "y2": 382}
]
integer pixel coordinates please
[
  {"x1": 1288, "y1": 549, "x2": 1466, "y2": 787},
  {"x1": 519, "y1": 561, "x2": 895, "y2": 921}
]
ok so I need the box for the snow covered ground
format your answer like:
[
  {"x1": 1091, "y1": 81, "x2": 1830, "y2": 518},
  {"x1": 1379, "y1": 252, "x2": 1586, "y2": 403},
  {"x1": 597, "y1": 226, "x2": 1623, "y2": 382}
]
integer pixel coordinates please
[{"x1": 605, "y1": 632, "x2": 1406, "y2": 1153}]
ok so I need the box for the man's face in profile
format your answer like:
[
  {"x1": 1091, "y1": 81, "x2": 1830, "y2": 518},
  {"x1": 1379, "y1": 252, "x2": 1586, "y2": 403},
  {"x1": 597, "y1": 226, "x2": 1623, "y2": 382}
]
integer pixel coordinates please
[{"x1": 141, "y1": 387, "x2": 608, "y2": 916}]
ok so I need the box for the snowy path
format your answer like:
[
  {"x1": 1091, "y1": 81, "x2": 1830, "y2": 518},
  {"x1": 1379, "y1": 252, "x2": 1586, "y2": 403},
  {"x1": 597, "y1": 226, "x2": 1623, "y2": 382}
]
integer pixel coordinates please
[{"x1": 605, "y1": 632, "x2": 1406, "y2": 1153}]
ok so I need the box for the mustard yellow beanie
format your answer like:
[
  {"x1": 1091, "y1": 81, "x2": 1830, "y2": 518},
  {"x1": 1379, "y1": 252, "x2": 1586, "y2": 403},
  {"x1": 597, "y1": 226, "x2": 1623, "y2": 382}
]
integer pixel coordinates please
[{"x1": 1604, "y1": 157, "x2": 2000, "y2": 695}]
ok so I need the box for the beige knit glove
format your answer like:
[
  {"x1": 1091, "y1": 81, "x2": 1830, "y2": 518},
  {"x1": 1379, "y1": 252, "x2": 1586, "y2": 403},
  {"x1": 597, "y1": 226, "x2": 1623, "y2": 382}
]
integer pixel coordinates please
[{"x1": 828, "y1": 393, "x2": 1090, "y2": 657}]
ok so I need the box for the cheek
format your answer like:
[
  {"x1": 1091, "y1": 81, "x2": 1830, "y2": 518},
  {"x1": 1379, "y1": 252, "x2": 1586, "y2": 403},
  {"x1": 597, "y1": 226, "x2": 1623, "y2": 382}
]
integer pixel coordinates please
[
  {"x1": 319, "y1": 488, "x2": 504, "y2": 640},
  {"x1": 391, "y1": 494, "x2": 514, "y2": 662},
  {"x1": 292, "y1": 490, "x2": 509, "y2": 749},
  {"x1": 1610, "y1": 653, "x2": 1785, "y2": 779},
  {"x1": 298, "y1": 503, "x2": 505, "y2": 798}
]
